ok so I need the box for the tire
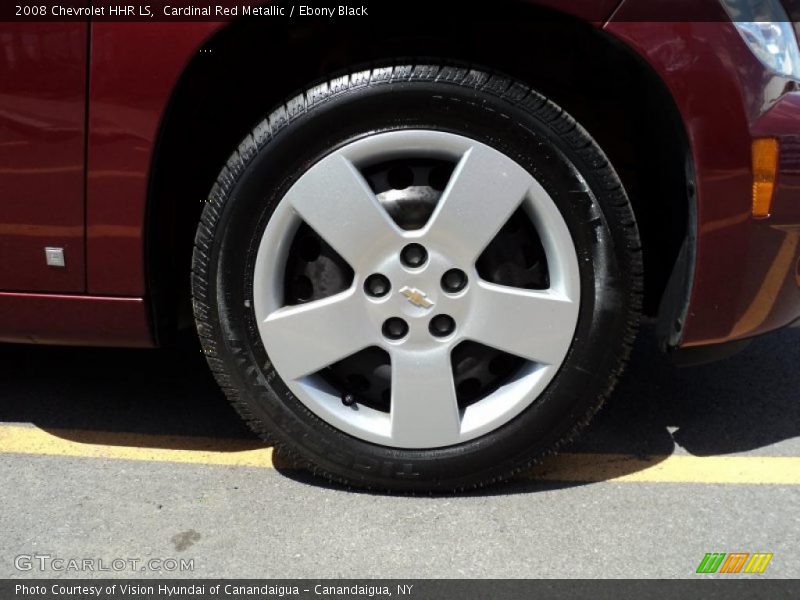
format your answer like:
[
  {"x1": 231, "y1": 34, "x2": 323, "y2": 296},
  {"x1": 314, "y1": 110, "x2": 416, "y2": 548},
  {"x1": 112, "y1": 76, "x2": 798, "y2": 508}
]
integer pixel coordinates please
[{"x1": 192, "y1": 64, "x2": 642, "y2": 492}]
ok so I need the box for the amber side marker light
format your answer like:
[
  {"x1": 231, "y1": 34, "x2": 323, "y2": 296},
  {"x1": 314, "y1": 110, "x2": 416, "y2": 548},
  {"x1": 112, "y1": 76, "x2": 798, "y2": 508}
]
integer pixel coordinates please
[{"x1": 752, "y1": 138, "x2": 779, "y2": 219}]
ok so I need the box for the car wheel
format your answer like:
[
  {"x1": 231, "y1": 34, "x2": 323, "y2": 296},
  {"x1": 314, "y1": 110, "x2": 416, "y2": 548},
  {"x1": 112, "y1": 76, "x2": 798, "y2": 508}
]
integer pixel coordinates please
[{"x1": 192, "y1": 64, "x2": 642, "y2": 492}]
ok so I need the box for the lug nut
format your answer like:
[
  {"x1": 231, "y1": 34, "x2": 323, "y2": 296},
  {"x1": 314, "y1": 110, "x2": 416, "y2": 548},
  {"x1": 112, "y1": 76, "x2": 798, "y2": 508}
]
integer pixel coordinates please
[
  {"x1": 429, "y1": 314, "x2": 456, "y2": 337},
  {"x1": 400, "y1": 243, "x2": 428, "y2": 268},
  {"x1": 382, "y1": 317, "x2": 409, "y2": 340},
  {"x1": 441, "y1": 269, "x2": 468, "y2": 293},
  {"x1": 364, "y1": 274, "x2": 390, "y2": 298}
]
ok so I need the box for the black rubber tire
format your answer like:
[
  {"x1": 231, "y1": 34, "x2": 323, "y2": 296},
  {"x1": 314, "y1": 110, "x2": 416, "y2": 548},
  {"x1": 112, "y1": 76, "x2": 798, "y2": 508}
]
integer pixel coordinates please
[{"x1": 192, "y1": 64, "x2": 643, "y2": 493}]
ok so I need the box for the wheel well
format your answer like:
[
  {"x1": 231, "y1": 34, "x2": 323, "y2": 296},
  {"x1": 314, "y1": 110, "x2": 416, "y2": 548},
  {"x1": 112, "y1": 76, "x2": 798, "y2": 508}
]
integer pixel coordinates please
[{"x1": 147, "y1": 9, "x2": 692, "y2": 342}]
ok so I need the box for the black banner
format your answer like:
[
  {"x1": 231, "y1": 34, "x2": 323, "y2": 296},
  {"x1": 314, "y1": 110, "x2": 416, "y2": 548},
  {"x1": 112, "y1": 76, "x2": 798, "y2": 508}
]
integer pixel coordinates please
[
  {"x1": 4, "y1": 579, "x2": 800, "y2": 600},
  {"x1": 3, "y1": 0, "x2": 800, "y2": 23}
]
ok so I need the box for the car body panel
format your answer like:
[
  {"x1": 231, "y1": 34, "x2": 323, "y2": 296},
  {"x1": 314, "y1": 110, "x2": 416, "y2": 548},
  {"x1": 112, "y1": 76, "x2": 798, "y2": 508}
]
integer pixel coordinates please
[
  {"x1": 0, "y1": 292, "x2": 152, "y2": 346},
  {"x1": 0, "y1": 22, "x2": 87, "y2": 293},
  {"x1": 87, "y1": 22, "x2": 218, "y2": 295},
  {"x1": 606, "y1": 4, "x2": 800, "y2": 346}
]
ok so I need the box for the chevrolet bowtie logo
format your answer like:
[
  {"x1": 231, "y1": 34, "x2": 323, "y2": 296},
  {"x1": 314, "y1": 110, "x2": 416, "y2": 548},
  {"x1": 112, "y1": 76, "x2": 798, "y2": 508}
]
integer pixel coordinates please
[{"x1": 399, "y1": 286, "x2": 435, "y2": 309}]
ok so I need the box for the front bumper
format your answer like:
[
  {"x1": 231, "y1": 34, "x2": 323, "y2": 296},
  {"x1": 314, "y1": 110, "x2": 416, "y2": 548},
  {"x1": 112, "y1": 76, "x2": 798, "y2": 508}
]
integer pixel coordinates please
[
  {"x1": 687, "y1": 91, "x2": 800, "y2": 347},
  {"x1": 727, "y1": 92, "x2": 800, "y2": 341}
]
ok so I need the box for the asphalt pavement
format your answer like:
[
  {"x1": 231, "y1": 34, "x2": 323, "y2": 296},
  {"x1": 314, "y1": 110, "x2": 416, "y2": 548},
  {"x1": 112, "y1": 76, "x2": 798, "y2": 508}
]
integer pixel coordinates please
[{"x1": 0, "y1": 322, "x2": 798, "y2": 579}]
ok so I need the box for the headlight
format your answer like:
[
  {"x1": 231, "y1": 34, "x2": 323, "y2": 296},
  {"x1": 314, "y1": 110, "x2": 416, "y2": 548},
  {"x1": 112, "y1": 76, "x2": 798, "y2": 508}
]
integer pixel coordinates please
[{"x1": 722, "y1": 0, "x2": 800, "y2": 80}]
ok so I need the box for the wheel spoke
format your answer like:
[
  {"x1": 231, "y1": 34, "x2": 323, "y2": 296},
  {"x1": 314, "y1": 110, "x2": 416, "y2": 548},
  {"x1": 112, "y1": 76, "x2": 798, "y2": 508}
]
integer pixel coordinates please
[
  {"x1": 466, "y1": 282, "x2": 579, "y2": 366},
  {"x1": 259, "y1": 291, "x2": 374, "y2": 380},
  {"x1": 423, "y1": 144, "x2": 532, "y2": 264},
  {"x1": 389, "y1": 348, "x2": 461, "y2": 448},
  {"x1": 284, "y1": 153, "x2": 402, "y2": 270}
]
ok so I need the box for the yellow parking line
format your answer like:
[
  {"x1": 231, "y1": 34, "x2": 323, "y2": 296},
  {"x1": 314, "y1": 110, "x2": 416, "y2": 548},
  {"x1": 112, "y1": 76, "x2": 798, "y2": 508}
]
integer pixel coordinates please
[
  {"x1": 0, "y1": 424, "x2": 273, "y2": 468},
  {"x1": 0, "y1": 424, "x2": 798, "y2": 485}
]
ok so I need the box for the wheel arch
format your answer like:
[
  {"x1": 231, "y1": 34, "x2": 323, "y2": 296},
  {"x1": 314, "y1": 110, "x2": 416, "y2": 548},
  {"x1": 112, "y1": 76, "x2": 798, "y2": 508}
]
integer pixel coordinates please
[{"x1": 145, "y1": 8, "x2": 695, "y2": 349}]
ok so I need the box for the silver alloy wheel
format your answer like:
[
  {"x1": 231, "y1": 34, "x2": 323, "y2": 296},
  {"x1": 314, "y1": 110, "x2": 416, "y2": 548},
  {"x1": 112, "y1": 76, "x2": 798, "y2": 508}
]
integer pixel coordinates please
[{"x1": 253, "y1": 130, "x2": 581, "y2": 449}]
